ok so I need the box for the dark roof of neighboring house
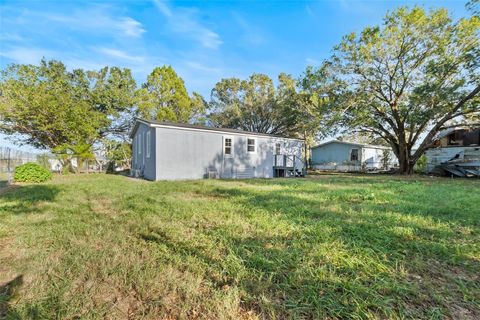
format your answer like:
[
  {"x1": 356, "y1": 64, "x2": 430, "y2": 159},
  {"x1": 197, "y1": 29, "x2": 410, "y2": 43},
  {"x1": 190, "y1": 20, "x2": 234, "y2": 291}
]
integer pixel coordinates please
[
  {"x1": 130, "y1": 118, "x2": 304, "y2": 141},
  {"x1": 311, "y1": 139, "x2": 391, "y2": 150}
]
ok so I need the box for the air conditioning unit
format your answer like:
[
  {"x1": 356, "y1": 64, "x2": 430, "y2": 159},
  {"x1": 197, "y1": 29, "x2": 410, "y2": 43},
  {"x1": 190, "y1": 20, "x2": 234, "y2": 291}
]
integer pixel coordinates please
[{"x1": 207, "y1": 170, "x2": 218, "y2": 179}]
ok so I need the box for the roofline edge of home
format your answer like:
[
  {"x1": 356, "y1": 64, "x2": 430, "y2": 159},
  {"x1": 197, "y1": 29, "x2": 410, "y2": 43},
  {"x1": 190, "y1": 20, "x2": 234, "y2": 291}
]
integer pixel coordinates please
[{"x1": 132, "y1": 118, "x2": 304, "y2": 141}]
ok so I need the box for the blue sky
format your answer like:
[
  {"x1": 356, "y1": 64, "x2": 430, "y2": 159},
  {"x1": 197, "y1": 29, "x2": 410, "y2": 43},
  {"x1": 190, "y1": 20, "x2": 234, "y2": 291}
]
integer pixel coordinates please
[{"x1": 0, "y1": 0, "x2": 470, "y2": 151}]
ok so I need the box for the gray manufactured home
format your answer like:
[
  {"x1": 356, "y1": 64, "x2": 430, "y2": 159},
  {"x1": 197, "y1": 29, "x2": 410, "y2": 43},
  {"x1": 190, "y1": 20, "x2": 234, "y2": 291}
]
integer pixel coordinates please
[{"x1": 130, "y1": 119, "x2": 304, "y2": 180}]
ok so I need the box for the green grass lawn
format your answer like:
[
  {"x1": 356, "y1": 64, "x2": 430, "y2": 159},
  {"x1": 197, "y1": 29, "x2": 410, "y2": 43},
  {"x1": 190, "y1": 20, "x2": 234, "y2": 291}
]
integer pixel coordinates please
[{"x1": 1, "y1": 174, "x2": 479, "y2": 319}]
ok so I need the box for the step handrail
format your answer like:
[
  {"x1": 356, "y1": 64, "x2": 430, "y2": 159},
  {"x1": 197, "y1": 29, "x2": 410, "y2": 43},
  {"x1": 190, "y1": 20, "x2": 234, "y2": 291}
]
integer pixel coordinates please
[{"x1": 274, "y1": 154, "x2": 306, "y2": 172}]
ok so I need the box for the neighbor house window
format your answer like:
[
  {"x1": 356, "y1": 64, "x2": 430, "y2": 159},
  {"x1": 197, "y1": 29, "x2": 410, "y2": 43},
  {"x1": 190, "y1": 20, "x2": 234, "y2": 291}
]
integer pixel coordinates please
[
  {"x1": 350, "y1": 148, "x2": 359, "y2": 161},
  {"x1": 146, "y1": 131, "x2": 151, "y2": 158},
  {"x1": 224, "y1": 136, "x2": 233, "y2": 156},
  {"x1": 275, "y1": 143, "x2": 281, "y2": 155},
  {"x1": 247, "y1": 138, "x2": 256, "y2": 153},
  {"x1": 138, "y1": 134, "x2": 142, "y2": 155}
]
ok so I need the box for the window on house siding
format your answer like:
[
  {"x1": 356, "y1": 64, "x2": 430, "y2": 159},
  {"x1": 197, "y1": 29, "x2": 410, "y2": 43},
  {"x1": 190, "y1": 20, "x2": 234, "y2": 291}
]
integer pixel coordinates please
[
  {"x1": 224, "y1": 137, "x2": 233, "y2": 156},
  {"x1": 350, "y1": 148, "x2": 359, "y2": 161},
  {"x1": 275, "y1": 143, "x2": 281, "y2": 155},
  {"x1": 247, "y1": 138, "x2": 256, "y2": 153},
  {"x1": 138, "y1": 134, "x2": 142, "y2": 155},
  {"x1": 146, "y1": 131, "x2": 151, "y2": 158}
]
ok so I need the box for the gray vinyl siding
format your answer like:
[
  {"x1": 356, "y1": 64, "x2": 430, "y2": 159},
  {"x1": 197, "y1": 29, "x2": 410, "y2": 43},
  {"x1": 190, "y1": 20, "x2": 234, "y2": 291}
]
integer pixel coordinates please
[
  {"x1": 130, "y1": 120, "x2": 304, "y2": 181},
  {"x1": 131, "y1": 123, "x2": 156, "y2": 180},
  {"x1": 154, "y1": 126, "x2": 303, "y2": 180}
]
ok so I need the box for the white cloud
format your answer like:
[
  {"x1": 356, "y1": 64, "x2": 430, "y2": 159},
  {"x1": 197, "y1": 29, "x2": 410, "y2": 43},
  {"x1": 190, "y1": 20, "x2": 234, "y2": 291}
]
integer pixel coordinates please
[
  {"x1": 0, "y1": 2, "x2": 235, "y2": 98},
  {"x1": 96, "y1": 47, "x2": 145, "y2": 62},
  {"x1": 118, "y1": 17, "x2": 146, "y2": 38},
  {"x1": 0, "y1": 47, "x2": 54, "y2": 64},
  {"x1": 0, "y1": 33, "x2": 26, "y2": 42},
  {"x1": 0, "y1": 44, "x2": 150, "y2": 74},
  {"x1": 184, "y1": 61, "x2": 221, "y2": 73},
  {"x1": 0, "y1": 5, "x2": 147, "y2": 74},
  {"x1": 42, "y1": 6, "x2": 145, "y2": 38},
  {"x1": 0, "y1": 45, "x2": 105, "y2": 71},
  {"x1": 153, "y1": 0, "x2": 172, "y2": 17},
  {"x1": 152, "y1": 0, "x2": 222, "y2": 49}
]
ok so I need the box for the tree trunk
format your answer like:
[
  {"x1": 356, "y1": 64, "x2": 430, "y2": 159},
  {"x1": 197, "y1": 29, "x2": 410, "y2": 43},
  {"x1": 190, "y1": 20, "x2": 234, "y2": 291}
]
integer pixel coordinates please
[
  {"x1": 303, "y1": 130, "x2": 308, "y2": 173},
  {"x1": 397, "y1": 143, "x2": 416, "y2": 174},
  {"x1": 76, "y1": 157, "x2": 82, "y2": 174},
  {"x1": 398, "y1": 156, "x2": 417, "y2": 174},
  {"x1": 399, "y1": 159, "x2": 415, "y2": 174}
]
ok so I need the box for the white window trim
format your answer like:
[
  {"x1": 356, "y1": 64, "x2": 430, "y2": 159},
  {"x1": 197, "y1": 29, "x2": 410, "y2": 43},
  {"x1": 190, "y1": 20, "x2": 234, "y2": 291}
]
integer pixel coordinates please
[
  {"x1": 223, "y1": 135, "x2": 234, "y2": 157},
  {"x1": 247, "y1": 137, "x2": 257, "y2": 154},
  {"x1": 146, "y1": 131, "x2": 151, "y2": 158},
  {"x1": 133, "y1": 136, "x2": 137, "y2": 164}
]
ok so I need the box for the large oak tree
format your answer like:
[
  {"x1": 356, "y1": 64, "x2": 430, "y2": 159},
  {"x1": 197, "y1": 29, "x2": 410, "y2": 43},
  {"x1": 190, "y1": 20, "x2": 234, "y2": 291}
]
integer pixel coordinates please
[
  {"x1": 0, "y1": 59, "x2": 137, "y2": 169},
  {"x1": 305, "y1": 7, "x2": 479, "y2": 173},
  {"x1": 209, "y1": 73, "x2": 301, "y2": 136}
]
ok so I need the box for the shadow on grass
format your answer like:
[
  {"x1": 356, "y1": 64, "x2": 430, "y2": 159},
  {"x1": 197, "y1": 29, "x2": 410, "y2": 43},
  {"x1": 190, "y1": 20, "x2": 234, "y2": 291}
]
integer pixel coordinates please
[
  {"x1": 0, "y1": 184, "x2": 59, "y2": 215},
  {"x1": 0, "y1": 180, "x2": 8, "y2": 190},
  {"x1": 0, "y1": 275, "x2": 23, "y2": 319}
]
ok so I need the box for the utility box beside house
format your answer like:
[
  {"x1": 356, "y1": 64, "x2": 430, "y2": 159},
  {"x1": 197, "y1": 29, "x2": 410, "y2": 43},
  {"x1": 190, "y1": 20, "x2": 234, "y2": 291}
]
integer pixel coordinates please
[
  {"x1": 311, "y1": 140, "x2": 397, "y2": 172},
  {"x1": 130, "y1": 119, "x2": 304, "y2": 180}
]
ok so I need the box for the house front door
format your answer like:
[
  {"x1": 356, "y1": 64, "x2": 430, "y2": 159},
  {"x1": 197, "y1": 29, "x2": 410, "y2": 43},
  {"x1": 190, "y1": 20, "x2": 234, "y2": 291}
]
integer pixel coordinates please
[{"x1": 222, "y1": 135, "x2": 234, "y2": 178}]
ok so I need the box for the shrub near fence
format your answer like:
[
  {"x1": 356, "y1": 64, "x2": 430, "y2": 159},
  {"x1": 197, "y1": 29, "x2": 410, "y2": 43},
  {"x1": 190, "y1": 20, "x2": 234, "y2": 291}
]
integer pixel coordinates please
[{"x1": 14, "y1": 162, "x2": 52, "y2": 182}]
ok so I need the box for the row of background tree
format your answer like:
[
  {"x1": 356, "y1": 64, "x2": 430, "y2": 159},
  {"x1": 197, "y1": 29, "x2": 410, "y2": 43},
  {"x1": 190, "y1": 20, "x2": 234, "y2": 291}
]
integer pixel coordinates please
[{"x1": 1, "y1": 5, "x2": 478, "y2": 174}]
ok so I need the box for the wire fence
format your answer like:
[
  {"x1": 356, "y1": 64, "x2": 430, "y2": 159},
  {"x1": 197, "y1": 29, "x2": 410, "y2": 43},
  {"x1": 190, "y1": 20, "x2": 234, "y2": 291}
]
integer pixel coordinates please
[
  {"x1": 0, "y1": 147, "x2": 108, "y2": 182},
  {"x1": 0, "y1": 147, "x2": 40, "y2": 183},
  {"x1": 0, "y1": 147, "x2": 41, "y2": 173}
]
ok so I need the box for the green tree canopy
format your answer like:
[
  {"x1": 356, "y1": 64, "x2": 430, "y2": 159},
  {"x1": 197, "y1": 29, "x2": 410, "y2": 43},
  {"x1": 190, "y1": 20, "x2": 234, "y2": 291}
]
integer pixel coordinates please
[
  {"x1": 209, "y1": 73, "x2": 301, "y2": 136},
  {"x1": 0, "y1": 59, "x2": 137, "y2": 164},
  {"x1": 303, "y1": 6, "x2": 480, "y2": 173},
  {"x1": 137, "y1": 66, "x2": 206, "y2": 123},
  {"x1": 88, "y1": 66, "x2": 138, "y2": 138}
]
